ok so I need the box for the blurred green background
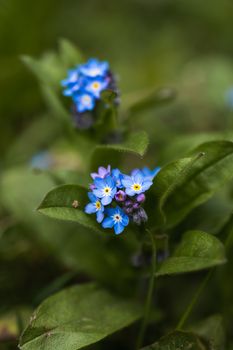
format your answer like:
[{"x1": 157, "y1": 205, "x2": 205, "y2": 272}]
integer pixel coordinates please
[
  {"x1": 1, "y1": 0, "x2": 233, "y2": 349},
  {"x1": 1, "y1": 0, "x2": 233, "y2": 155}
]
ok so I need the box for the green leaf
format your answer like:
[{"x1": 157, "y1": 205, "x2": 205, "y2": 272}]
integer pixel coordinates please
[
  {"x1": 37, "y1": 184, "x2": 102, "y2": 234},
  {"x1": 189, "y1": 315, "x2": 225, "y2": 350},
  {"x1": 153, "y1": 141, "x2": 233, "y2": 228},
  {"x1": 90, "y1": 131, "x2": 149, "y2": 170},
  {"x1": 21, "y1": 53, "x2": 64, "y2": 88},
  {"x1": 19, "y1": 283, "x2": 141, "y2": 350},
  {"x1": 156, "y1": 231, "x2": 226, "y2": 276},
  {"x1": 141, "y1": 330, "x2": 207, "y2": 349},
  {"x1": 58, "y1": 38, "x2": 83, "y2": 66}
]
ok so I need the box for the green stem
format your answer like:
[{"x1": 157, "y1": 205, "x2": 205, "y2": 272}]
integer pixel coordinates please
[
  {"x1": 176, "y1": 270, "x2": 212, "y2": 330},
  {"x1": 136, "y1": 229, "x2": 156, "y2": 350}
]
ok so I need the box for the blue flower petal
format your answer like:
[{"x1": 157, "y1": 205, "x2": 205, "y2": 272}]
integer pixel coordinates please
[
  {"x1": 88, "y1": 192, "x2": 97, "y2": 202},
  {"x1": 96, "y1": 210, "x2": 104, "y2": 223},
  {"x1": 142, "y1": 181, "x2": 153, "y2": 191},
  {"x1": 94, "y1": 177, "x2": 105, "y2": 189},
  {"x1": 102, "y1": 217, "x2": 114, "y2": 228},
  {"x1": 122, "y1": 177, "x2": 133, "y2": 187},
  {"x1": 122, "y1": 214, "x2": 129, "y2": 226},
  {"x1": 92, "y1": 188, "x2": 103, "y2": 198},
  {"x1": 105, "y1": 175, "x2": 114, "y2": 188},
  {"x1": 85, "y1": 203, "x2": 96, "y2": 214},
  {"x1": 125, "y1": 188, "x2": 135, "y2": 196},
  {"x1": 101, "y1": 196, "x2": 112, "y2": 205},
  {"x1": 134, "y1": 171, "x2": 144, "y2": 184},
  {"x1": 114, "y1": 222, "x2": 125, "y2": 235}
]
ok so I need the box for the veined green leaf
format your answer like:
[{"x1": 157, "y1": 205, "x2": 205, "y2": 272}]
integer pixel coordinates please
[
  {"x1": 141, "y1": 330, "x2": 207, "y2": 349},
  {"x1": 153, "y1": 141, "x2": 233, "y2": 228},
  {"x1": 37, "y1": 184, "x2": 102, "y2": 234},
  {"x1": 19, "y1": 283, "x2": 141, "y2": 350},
  {"x1": 156, "y1": 231, "x2": 226, "y2": 276},
  {"x1": 90, "y1": 130, "x2": 149, "y2": 170}
]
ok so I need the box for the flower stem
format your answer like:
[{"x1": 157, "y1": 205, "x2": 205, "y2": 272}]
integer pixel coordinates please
[
  {"x1": 176, "y1": 270, "x2": 212, "y2": 330},
  {"x1": 136, "y1": 229, "x2": 156, "y2": 350}
]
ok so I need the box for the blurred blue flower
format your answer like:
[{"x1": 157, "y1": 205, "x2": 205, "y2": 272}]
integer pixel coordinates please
[
  {"x1": 85, "y1": 76, "x2": 109, "y2": 98},
  {"x1": 79, "y1": 58, "x2": 109, "y2": 78},
  {"x1": 61, "y1": 68, "x2": 81, "y2": 96},
  {"x1": 92, "y1": 176, "x2": 117, "y2": 205},
  {"x1": 30, "y1": 151, "x2": 53, "y2": 170},
  {"x1": 74, "y1": 91, "x2": 96, "y2": 113},
  {"x1": 85, "y1": 192, "x2": 104, "y2": 223},
  {"x1": 122, "y1": 170, "x2": 153, "y2": 196},
  {"x1": 102, "y1": 206, "x2": 129, "y2": 235},
  {"x1": 61, "y1": 58, "x2": 119, "y2": 121}
]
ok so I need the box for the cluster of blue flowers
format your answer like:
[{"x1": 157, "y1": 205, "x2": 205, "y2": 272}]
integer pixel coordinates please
[
  {"x1": 85, "y1": 165, "x2": 160, "y2": 235},
  {"x1": 61, "y1": 58, "x2": 118, "y2": 127}
]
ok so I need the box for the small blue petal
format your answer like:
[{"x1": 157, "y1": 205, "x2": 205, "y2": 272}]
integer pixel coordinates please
[
  {"x1": 105, "y1": 175, "x2": 114, "y2": 188},
  {"x1": 88, "y1": 192, "x2": 97, "y2": 202},
  {"x1": 125, "y1": 188, "x2": 136, "y2": 196},
  {"x1": 85, "y1": 203, "x2": 96, "y2": 214},
  {"x1": 102, "y1": 217, "x2": 114, "y2": 228},
  {"x1": 101, "y1": 196, "x2": 112, "y2": 206},
  {"x1": 114, "y1": 222, "x2": 125, "y2": 235},
  {"x1": 122, "y1": 214, "x2": 129, "y2": 226},
  {"x1": 142, "y1": 181, "x2": 153, "y2": 191},
  {"x1": 96, "y1": 210, "x2": 104, "y2": 223},
  {"x1": 134, "y1": 171, "x2": 144, "y2": 184},
  {"x1": 94, "y1": 177, "x2": 105, "y2": 189},
  {"x1": 93, "y1": 188, "x2": 103, "y2": 198}
]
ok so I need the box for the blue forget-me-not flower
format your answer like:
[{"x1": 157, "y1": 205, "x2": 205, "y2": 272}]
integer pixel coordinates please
[
  {"x1": 61, "y1": 58, "x2": 119, "y2": 128},
  {"x1": 92, "y1": 176, "x2": 117, "y2": 206},
  {"x1": 102, "y1": 206, "x2": 129, "y2": 235},
  {"x1": 85, "y1": 192, "x2": 105, "y2": 223},
  {"x1": 84, "y1": 164, "x2": 160, "y2": 234},
  {"x1": 122, "y1": 170, "x2": 153, "y2": 196}
]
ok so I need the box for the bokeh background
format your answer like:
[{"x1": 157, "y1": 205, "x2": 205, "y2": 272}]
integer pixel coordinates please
[{"x1": 1, "y1": 0, "x2": 233, "y2": 349}]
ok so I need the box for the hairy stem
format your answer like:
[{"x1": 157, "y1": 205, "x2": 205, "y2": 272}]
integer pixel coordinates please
[
  {"x1": 136, "y1": 229, "x2": 156, "y2": 350},
  {"x1": 176, "y1": 270, "x2": 212, "y2": 330}
]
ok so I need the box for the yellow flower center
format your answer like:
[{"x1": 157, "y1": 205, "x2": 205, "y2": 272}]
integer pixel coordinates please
[
  {"x1": 95, "y1": 201, "x2": 101, "y2": 210},
  {"x1": 103, "y1": 187, "x2": 111, "y2": 195},
  {"x1": 132, "y1": 183, "x2": 142, "y2": 192},
  {"x1": 92, "y1": 82, "x2": 100, "y2": 90}
]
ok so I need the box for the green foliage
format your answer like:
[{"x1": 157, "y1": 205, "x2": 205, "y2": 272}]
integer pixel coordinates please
[
  {"x1": 142, "y1": 331, "x2": 207, "y2": 349},
  {"x1": 2, "y1": 2, "x2": 233, "y2": 347},
  {"x1": 156, "y1": 231, "x2": 226, "y2": 276},
  {"x1": 189, "y1": 315, "x2": 225, "y2": 350},
  {"x1": 37, "y1": 184, "x2": 102, "y2": 234},
  {"x1": 19, "y1": 283, "x2": 141, "y2": 350},
  {"x1": 153, "y1": 141, "x2": 233, "y2": 228},
  {"x1": 90, "y1": 130, "x2": 149, "y2": 170}
]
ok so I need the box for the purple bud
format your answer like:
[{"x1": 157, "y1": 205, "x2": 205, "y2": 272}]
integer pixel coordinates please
[
  {"x1": 137, "y1": 193, "x2": 146, "y2": 203},
  {"x1": 89, "y1": 183, "x2": 95, "y2": 190},
  {"x1": 132, "y1": 208, "x2": 148, "y2": 225},
  {"x1": 133, "y1": 202, "x2": 140, "y2": 210},
  {"x1": 124, "y1": 207, "x2": 133, "y2": 215},
  {"x1": 115, "y1": 190, "x2": 127, "y2": 202},
  {"x1": 124, "y1": 199, "x2": 133, "y2": 207}
]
